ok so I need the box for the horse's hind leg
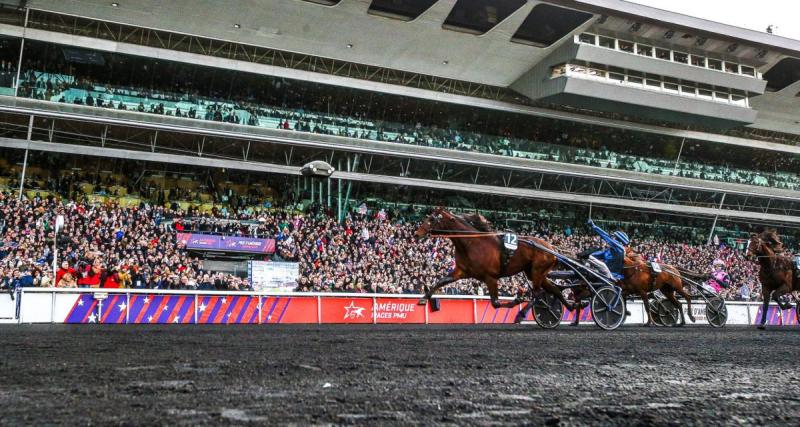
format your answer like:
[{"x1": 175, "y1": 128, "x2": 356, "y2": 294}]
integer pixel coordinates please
[
  {"x1": 514, "y1": 299, "x2": 534, "y2": 323},
  {"x1": 487, "y1": 278, "x2": 526, "y2": 309},
  {"x1": 570, "y1": 288, "x2": 590, "y2": 326},
  {"x1": 529, "y1": 263, "x2": 572, "y2": 310},
  {"x1": 662, "y1": 288, "x2": 685, "y2": 326},
  {"x1": 675, "y1": 286, "x2": 696, "y2": 323},
  {"x1": 640, "y1": 289, "x2": 655, "y2": 326}
]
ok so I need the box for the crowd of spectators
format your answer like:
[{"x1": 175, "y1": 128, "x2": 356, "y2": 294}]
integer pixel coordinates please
[
  {"x1": 15, "y1": 42, "x2": 800, "y2": 192},
  {"x1": 0, "y1": 186, "x2": 780, "y2": 303}
]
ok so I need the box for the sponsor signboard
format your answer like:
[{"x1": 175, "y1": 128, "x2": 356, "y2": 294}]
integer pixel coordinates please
[
  {"x1": 176, "y1": 233, "x2": 276, "y2": 254},
  {"x1": 321, "y1": 298, "x2": 373, "y2": 324},
  {"x1": 374, "y1": 298, "x2": 425, "y2": 323}
]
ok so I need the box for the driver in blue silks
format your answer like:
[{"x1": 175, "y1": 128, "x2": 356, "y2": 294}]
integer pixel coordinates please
[{"x1": 587, "y1": 219, "x2": 629, "y2": 281}]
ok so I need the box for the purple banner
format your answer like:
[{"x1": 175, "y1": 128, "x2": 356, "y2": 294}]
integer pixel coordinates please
[{"x1": 177, "y1": 233, "x2": 275, "y2": 254}]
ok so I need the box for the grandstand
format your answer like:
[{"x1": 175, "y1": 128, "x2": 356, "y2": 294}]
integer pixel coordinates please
[
  {"x1": 0, "y1": 0, "x2": 799, "y2": 298},
  {"x1": 5, "y1": 2, "x2": 800, "y2": 425}
]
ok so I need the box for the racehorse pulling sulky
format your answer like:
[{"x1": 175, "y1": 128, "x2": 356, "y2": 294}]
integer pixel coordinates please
[
  {"x1": 749, "y1": 229, "x2": 800, "y2": 330},
  {"x1": 414, "y1": 208, "x2": 571, "y2": 311}
]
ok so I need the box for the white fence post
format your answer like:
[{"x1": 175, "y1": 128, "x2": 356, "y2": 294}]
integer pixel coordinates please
[{"x1": 317, "y1": 295, "x2": 322, "y2": 324}]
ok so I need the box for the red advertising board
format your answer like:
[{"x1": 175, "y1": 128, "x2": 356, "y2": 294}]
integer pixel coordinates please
[
  {"x1": 428, "y1": 299, "x2": 475, "y2": 324},
  {"x1": 262, "y1": 296, "x2": 318, "y2": 324},
  {"x1": 474, "y1": 300, "x2": 519, "y2": 324},
  {"x1": 374, "y1": 298, "x2": 426, "y2": 323},
  {"x1": 320, "y1": 297, "x2": 374, "y2": 324}
]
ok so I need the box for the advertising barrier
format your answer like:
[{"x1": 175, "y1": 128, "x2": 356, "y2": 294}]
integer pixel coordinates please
[{"x1": 3, "y1": 288, "x2": 799, "y2": 327}]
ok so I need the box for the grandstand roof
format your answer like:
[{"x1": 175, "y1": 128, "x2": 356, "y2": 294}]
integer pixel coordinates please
[{"x1": 25, "y1": 0, "x2": 800, "y2": 87}]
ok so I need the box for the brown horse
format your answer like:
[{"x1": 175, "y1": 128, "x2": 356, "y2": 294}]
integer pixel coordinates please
[
  {"x1": 414, "y1": 208, "x2": 569, "y2": 310},
  {"x1": 569, "y1": 252, "x2": 695, "y2": 326},
  {"x1": 749, "y1": 229, "x2": 799, "y2": 330}
]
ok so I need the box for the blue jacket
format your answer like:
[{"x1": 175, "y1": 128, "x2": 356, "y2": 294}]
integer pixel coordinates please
[{"x1": 590, "y1": 224, "x2": 626, "y2": 279}]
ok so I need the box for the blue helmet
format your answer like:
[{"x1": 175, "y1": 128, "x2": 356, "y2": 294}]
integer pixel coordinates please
[{"x1": 614, "y1": 231, "x2": 630, "y2": 246}]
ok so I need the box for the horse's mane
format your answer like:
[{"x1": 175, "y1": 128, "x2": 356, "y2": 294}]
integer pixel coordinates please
[
  {"x1": 758, "y1": 229, "x2": 785, "y2": 253},
  {"x1": 460, "y1": 213, "x2": 494, "y2": 233}
]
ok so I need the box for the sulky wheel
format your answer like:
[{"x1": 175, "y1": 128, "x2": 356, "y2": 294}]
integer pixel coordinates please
[
  {"x1": 705, "y1": 295, "x2": 728, "y2": 328},
  {"x1": 648, "y1": 299, "x2": 665, "y2": 326},
  {"x1": 591, "y1": 286, "x2": 626, "y2": 331},
  {"x1": 533, "y1": 292, "x2": 563, "y2": 329},
  {"x1": 657, "y1": 299, "x2": 680, "y2": 327}
]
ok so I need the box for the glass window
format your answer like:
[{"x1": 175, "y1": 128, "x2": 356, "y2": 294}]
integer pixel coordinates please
[
  {"x1": 724, "y1": 62, "x2": 739, "y2": 74},
  {"x1": 664, "y1": 82, "x2": 679, "y2": 91},
  {"x1": 731, "y1": 94, "x2": 746, "y2": 103},
  {"x1": 646, "y1": 79, "x2": 661, "y2": 88},
  {"x1": 599, "y1": 36, "x2": 615, "y2": 48},
  {"x1": 627, "y1": 76, "x2": 643, "y2": 84},
  {"x1": 656, "y1": 48, "x2": 670, "y2": 60},
  {"x1": 740, "y1": 66, "x2": 756, "y2": 76},
  {"x1": 609, "y1": 72, "x2": 625, "y2": 82},
  {"x1": 579, "y1": 33, "x2": 596, "y2": 44},
  {"x1": 587, "y1": 68, "x2": 606, "y2": 78},
  {"x1": 690, "y1": 55, "x2": 706, "y2": 67},
  {"x1": 698, "y1": 89, "x2": 713, "y2": 98},
  {"x1": 715, "y1": 91, "x2": 729, "y2": 101},
  {"x1": 673, "y1": 52, "x2": 688, "y2": 64},
  {"x1": 680, "y1": 85, "x2": 696, "y2": 95},
  {"x1": 618, "y1": 40, "x2": 634, "y2": 53},
  {"x1": 707, "y1": 59, "x2": 722, "y2": 70},
  {"x1": 636, "y1": 44, "x2": 652, "y2": 57}
]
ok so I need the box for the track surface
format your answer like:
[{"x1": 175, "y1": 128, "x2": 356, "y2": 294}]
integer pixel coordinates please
[{"x1": 1, "y1": 325, "x2": 799, "y2": 426}]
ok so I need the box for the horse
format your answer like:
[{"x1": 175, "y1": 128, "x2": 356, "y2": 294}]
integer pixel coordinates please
[
  {"x1": 414, "y1": 208, "x2": 570, "y2": 311},
  {"x1": 568, "y1": 251, "x2": 695, "y2": 326},
  {"x1": 748, "y1": 229, "x2": 799, "y2": 329}
]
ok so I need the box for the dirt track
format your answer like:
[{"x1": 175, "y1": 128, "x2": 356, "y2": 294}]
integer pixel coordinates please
[{"x1": 1, "y1": 324, "x2": 799, "y2": 426}]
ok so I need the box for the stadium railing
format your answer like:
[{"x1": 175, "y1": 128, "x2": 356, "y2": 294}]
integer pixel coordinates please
[{"x1": 20, "y1": 73, "x2": 800, "y2": 192}]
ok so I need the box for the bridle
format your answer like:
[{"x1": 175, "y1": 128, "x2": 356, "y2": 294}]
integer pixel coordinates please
[
  {"x1": 749, "y1": 237, "x2": 778, "y2": 269},
  {"x1": 422, "y1": 212, "x2": 503, "y2": 239}
]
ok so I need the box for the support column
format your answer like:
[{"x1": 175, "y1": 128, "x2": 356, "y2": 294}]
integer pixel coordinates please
[
  {"x1": 18, "y1": 115, "x2": 34, "y2": 200},
  {"x1": 337, "y1": 177, "x2": 343, "y2": 222},
  {"x1": 13, "y1": 8, "x2": 29, "y2": 97},
  {"x1": 707, "y1": 193, "x2": 727, "y2": 245}
]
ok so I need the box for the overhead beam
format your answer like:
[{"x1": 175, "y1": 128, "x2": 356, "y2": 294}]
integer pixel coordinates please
[
  {"x1": 1, "y1": 97, "x2": 797, "y2": 202},
  {"x1": 2, "y1": 137, "x2": 799, "y2": 225}
]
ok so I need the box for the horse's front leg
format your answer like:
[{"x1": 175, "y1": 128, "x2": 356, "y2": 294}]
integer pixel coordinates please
[
  {"x1": 757, "y1": 288, "x2": 771, "y2": 330},
  {"x1": 773, "y1": 285, "x2": 793, "y2": 310},
  {"x1": 418, "y1": 271, "x2": 460, "y2": 306}
]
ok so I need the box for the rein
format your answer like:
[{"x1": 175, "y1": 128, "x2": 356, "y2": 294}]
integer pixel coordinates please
[{"x1": 428, "y1": 229, "x2": 503, "y2": 239}]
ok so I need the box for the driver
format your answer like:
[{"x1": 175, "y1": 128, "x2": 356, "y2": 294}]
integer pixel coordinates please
[
  {"x1": 706, "y1": 259, "x2": 731, "y2": 294},
  {"x1": 587, "y1": 219, "x2": 629, "y2": 282}
]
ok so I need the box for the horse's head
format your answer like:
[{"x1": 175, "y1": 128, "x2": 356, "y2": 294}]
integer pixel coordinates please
[
  {"x1": 415, "y1": 207, "x2": 449, "y2": 241},
  {"x1": 747, "y1": 232, "x2": 771, "y2": 260}
]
